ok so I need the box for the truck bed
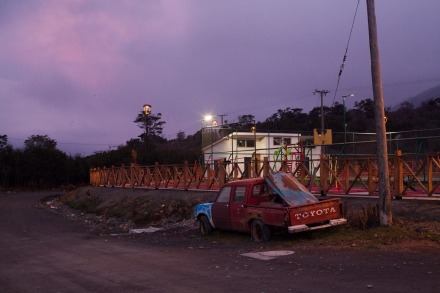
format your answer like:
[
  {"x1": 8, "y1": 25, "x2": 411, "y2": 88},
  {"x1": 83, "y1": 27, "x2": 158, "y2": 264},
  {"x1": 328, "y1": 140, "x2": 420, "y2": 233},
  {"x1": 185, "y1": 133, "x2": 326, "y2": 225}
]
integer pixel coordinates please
[{"x1": 245, "y1": 198, "x2": 346, "y2": 233}]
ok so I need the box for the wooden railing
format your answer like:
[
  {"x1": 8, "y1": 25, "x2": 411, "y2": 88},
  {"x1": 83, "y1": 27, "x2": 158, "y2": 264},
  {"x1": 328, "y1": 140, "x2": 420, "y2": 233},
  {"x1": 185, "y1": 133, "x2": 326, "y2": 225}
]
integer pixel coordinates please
[{"x1": 90, "y1": 151, "x2": 440, "y2": 197}]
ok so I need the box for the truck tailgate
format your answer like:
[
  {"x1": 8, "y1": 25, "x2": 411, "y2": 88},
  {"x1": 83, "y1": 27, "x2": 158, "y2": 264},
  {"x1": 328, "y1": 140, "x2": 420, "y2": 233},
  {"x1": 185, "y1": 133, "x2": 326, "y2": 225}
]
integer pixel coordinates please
[{"x1": 287, "y1": 198, "x2": 347, "y2": 233}]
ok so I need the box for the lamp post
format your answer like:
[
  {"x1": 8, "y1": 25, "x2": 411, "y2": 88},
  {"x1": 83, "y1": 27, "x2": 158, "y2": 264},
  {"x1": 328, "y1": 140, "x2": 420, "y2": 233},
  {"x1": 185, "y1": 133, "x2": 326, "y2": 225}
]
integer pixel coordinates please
[
  {"x1": 342, "y1": 94, "x2": 354, "y2": 144},
  {"x1": 203, "y1": 114, "x2": 214, "y2": 165},
  {"x1": 251, "y1": 121, "x2": 257, "y2": 176},
  {"x1": 142, "y1": 104, "x2": 151, "y2": 159}
]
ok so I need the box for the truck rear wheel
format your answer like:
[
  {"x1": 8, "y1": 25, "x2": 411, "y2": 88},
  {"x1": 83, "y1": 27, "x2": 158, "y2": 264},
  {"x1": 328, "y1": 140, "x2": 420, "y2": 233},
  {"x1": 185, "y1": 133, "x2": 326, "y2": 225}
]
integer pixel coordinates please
[
  {"x1": 250, "y1": 220, "x2": 271, "y2": 242},
  {"x1": 199, "y1": 215, "x2": 213, "y2": 235}
]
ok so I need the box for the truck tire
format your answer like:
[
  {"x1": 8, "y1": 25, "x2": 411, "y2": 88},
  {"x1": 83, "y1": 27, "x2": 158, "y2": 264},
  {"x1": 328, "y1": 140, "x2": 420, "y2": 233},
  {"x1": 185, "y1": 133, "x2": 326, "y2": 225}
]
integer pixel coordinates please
[
  {"x1": 250, "y1": 220, "x2": 271, "y2": 242},
  {"x1": 199, "y1": 215, "x2": 213, "y2": 235}
]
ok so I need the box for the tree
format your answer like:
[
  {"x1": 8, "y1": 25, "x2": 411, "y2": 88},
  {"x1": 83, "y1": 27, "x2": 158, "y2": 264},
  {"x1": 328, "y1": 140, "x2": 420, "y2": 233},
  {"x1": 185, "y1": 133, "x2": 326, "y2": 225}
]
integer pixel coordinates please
[
  {"x1": 24, "y1": 134, "x2": 57, "y2": 150},
  {"x1": 21, "y1": 134, "x2": 67, "y2": 188},
  {"x1": 133, "y1": 112, "x2": 166, "y2": 139},
  {"x1": 323, "y1": 102, "x2": 345, "y2": 133},
  {"x1": 354, "y1": 98, "x2": 375, "y2": 117},
  {"x1": 263, "y1": 108, "x2": 309, "y2": 131},
  {"x1": 387, "y1": 102, "x2": 416, "y2": 132},
  {"x1": 226, "y1": 114, "x2": 256, "y2": 131},
  {"x1": 348, "y1": 99, "x2": 376, "y2": 132},
  {"x1": 176, "y1": 131, "x2": 186, "y2": 141},
  {"x1": 0, "y1": 134, "x2": 9, "y2": 149},
  {"x1": 133, "y1": 112, "x2": 167, "y2": 164},
  {"x1": 0, "y1": 134, "x2": 14, "y2": 188},
  {"x1": 237, "y1": 114, "x2": 255, "y2": 127},
  {"x1": 418, "y1": 98, "x2": 440, "y2": 128},
  {"x1": 308, "y1": 106, "x2": 332, "y2": 131}
]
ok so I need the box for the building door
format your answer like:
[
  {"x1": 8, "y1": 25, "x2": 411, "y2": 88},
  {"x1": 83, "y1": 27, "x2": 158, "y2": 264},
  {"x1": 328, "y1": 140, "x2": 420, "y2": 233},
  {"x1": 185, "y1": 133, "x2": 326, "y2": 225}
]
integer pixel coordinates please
[{"x1": 244, "y1": 157, "x2": 251, "y2": 178}]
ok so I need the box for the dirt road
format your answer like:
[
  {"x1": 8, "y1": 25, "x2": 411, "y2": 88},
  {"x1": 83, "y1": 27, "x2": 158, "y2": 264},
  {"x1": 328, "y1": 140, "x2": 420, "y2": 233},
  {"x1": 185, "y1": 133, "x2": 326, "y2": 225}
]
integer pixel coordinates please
[{"x1": 1, "y1": 191, "x2": 439, "y2": 292}]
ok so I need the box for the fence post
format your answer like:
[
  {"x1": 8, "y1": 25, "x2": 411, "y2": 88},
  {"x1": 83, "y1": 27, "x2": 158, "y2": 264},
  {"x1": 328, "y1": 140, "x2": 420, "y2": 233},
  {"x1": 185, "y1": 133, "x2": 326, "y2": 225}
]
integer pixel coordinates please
[
  {"x1": 154, "y1": 162, "x2": 160, "y2": 189},
  {"x1": 344, "y1": 159, "x2": 350, "y2": 194},
  {"x1": 320, "y1": 154, "x2": 328, "y2": 196},
  {"x1": 263, "y1": 157, "x2": 270, "y2": 177},
  {"x1": 218, "y1": 159, "x2": 225, "y2": 188},
  {"x1": 368, "y1": 159, "x2": 374, "y2": 196},
  {"x1": 393, "y1": 150, "x2": 403, "y2": 198},
  {"x1": 207, "y1": 163, "x2": 212, "y2": 187},
  {"x1": 139, "y1": 165, "x2": 145, "y2": 187},
  {"x1": 131, "y1": 163, "x2": 137, "y2": 188},
  {"x1": 89, "y1": 168, "x2": 94, "y2": 185},
  {"x1": 281, "y1": 159, "x2": 288, "y2": 173},
  {"x1": 103, "y1": 166, "x2": 108, "y2": 186},
  {"x1": 298, "y1": 158, "x2": 306, "y2": 184},
  {"x1": 183, "y1": 161, "x2": 189, "y2": 190},
  {"x1": 234, "y1": 163, "x2": 239, "y2": 179},
  {"x1": 427, "y1": 156, "x2": 433, "y2": 196}
]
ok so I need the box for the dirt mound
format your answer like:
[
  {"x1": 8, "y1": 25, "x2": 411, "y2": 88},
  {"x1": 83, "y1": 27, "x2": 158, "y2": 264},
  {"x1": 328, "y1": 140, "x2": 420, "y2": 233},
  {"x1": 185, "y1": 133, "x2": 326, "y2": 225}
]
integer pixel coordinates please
[{"x1": 48, "y1": 186, "x2": 216, "y2": 235}]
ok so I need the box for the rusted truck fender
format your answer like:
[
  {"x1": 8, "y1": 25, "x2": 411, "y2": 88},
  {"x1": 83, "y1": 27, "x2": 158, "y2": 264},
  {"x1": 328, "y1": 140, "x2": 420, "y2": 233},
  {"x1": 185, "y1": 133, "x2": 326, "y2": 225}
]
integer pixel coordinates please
[{"x1": 193, "y1": 202, "x2": 215, "y2": 228}]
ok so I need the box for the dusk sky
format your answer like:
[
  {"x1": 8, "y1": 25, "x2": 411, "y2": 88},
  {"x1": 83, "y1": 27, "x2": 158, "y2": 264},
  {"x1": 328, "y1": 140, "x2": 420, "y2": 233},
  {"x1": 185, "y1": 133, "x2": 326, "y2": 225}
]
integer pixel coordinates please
[{"x1": 1, "y1": 0, "x2": 439, "y2": 155}]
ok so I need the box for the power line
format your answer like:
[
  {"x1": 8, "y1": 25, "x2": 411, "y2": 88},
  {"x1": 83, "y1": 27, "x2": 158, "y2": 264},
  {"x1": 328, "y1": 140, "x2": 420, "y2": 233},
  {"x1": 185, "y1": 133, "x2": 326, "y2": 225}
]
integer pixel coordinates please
[{"x1": 331, "y1": 0, "x2": 362, "y2": 106}]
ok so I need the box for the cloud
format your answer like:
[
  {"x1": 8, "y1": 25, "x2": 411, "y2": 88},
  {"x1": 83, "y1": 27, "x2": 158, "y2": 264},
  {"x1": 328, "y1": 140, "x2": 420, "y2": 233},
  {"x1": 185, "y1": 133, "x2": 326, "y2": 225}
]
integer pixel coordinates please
[{"x1": 1, "y1": 0, "x2": 440, "y2": 155}]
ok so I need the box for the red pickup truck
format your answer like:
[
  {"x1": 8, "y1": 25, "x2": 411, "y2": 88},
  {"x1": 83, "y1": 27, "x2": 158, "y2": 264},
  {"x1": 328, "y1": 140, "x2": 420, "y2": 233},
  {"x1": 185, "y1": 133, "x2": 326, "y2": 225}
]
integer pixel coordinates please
[{"x1": 193, "y1": 172, "x2": 347, "y2": 242}]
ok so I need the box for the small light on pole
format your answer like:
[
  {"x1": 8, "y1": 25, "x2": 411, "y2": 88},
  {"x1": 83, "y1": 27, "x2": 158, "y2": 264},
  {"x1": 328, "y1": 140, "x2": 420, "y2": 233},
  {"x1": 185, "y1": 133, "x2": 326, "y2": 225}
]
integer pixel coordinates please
[{"x1": 143, "y1": 104, "x2": 152, "y2": 115}]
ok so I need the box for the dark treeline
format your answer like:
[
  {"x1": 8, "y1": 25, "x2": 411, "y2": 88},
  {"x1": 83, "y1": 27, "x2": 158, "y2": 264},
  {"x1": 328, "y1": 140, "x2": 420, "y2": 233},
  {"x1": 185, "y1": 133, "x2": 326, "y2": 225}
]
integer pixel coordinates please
[{"x1": 1, "y1": 98, "x2": 439, "y2": 190}]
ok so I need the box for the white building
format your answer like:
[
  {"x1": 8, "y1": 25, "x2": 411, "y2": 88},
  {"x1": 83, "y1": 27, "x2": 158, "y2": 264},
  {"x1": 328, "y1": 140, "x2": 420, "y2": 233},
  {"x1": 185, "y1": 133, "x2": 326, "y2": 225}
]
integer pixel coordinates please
[{"x1": 202, "y1": 132, "x2": 322, "y2": 177}]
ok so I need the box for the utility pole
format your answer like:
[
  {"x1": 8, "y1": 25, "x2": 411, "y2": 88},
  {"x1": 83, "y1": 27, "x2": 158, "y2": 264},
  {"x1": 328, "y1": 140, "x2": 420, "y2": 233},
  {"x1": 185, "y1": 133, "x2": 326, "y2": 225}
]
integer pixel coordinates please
[
  {"x1": 366, "y1": 0, "x2": 392, "y2": 226},
  {"x1": 314, "y1": 89, "x2": 329, "y2": 197},
  {"x1": 217, "y1": 113, "x2": 228, "y2": 126},
  {"x1": 313, "y1": 89, "x2": 330, "y2": 137}
]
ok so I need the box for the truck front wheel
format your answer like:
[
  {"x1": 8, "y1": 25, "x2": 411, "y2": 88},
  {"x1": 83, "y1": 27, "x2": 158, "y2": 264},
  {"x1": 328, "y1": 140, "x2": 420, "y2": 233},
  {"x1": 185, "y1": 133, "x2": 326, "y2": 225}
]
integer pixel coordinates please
[
  {"x1": 250, "y1": 220, "x2": 271, "y2": 242},
  {"x1": 199, "y1": 215, "x2": 213, "y2": 235}
]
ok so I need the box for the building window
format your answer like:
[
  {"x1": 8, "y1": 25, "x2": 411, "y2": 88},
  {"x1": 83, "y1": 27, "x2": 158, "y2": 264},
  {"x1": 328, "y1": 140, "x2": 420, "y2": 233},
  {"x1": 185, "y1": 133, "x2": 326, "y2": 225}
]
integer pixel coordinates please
[
  {"x1": 273, "y1": 137, "x2": 291, "y2": 146},
  {"x1": 237, "y1": 139, "x2": 255, "y2": 148}
]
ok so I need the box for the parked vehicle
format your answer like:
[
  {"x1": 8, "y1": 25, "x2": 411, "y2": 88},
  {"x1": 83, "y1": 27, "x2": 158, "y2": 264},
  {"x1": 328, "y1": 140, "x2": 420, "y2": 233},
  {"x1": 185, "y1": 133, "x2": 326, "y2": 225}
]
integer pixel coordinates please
[{"x1": 193, "y1": 172, "x2": 347, "y2": 242}]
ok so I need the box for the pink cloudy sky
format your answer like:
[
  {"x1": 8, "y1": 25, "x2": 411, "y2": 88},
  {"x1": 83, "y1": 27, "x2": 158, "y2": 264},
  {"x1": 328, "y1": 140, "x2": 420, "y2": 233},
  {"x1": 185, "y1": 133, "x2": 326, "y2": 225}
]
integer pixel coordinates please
[{"x1": 1, "y1": 0, "x2": 439, "y2": 155}]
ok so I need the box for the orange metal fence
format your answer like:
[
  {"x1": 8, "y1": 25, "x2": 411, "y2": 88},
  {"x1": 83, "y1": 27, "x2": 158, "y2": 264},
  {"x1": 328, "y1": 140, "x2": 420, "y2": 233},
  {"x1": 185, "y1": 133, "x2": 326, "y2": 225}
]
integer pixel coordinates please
[{"x1": 90, "y1": 151, "x2": 440, "y2": 197}]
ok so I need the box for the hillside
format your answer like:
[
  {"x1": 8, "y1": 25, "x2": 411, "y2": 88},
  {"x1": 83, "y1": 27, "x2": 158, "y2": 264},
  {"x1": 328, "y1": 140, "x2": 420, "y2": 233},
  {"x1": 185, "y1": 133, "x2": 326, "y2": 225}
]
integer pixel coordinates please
[{"x1": 397, "y1": 84, "x2": 440, "y2": 109}]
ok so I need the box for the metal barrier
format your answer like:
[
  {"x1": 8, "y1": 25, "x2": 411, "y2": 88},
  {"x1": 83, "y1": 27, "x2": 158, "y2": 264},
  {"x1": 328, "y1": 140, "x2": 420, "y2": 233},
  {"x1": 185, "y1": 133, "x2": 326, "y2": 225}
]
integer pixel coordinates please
[{"x1": 90, "y1": 151, "x2": 440, "y2": 197}]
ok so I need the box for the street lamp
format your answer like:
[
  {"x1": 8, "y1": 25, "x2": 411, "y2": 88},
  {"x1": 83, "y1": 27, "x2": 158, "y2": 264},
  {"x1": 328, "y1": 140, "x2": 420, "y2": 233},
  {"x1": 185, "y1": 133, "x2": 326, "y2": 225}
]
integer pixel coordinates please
[
  {"x1": 143, "y1": 104, "x2": 152, "y2": 115},
  {"x1": 342, "y1": 94, "x2": 354, "y2": 144},
  {"x1": 203, "y1": 114, "x2": 215, "y2": 165},
  {"x1": 142, "y1": 104, "x2": 152, "y2": 160},
  {"x1": 203, "y1": 114, "x2": 213, "y2": 123}
]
